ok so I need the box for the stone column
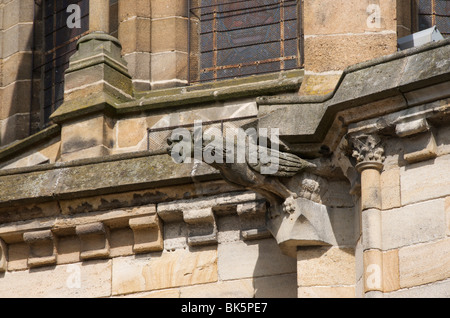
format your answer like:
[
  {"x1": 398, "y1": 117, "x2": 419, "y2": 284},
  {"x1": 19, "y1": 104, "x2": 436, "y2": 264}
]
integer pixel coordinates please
[
  {"x1": 350, "y1": 134, "x2": 385, "y2": 297},
  {"x1": 89, "y1": 0, "x2": 110, "y2": 33}
]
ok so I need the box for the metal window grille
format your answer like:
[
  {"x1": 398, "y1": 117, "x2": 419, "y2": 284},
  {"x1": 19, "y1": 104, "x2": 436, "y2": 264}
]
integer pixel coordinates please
[
  {"x1": 38, "y1": 0, "x2": 90, "y2": 124},
  {"x1": 418, "y1": 0, "x2": 450, "y2": 37},
  {"x1": 190, "y1": 0, "x2": 303, "y2": 84}
]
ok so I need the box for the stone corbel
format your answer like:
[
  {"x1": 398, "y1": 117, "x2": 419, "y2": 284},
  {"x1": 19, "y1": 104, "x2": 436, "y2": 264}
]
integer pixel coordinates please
[
  {"x1": 395, "y1": 118, "x2": 437, "y2": 164},
  {"x1": 184, "y1": 208, "x2": 218, "y2": 247},
  {"x1": 236, "y1": 200, "x2": 272, "y2": 241},
  {"x1": 23, "y1": 230, "x2": 57, "y2": 268},
  {"x1": 266, "y1": 198, "x2": 341, "y2": 258},
  {"x1": 0, "y1": 238, "x2": 7, "y2": 272},
  {"x1": 76, "y1": 222, "x2": 110, "y2": 261},
  {"x1": 129, "y1": 215, "x2": 164, "y2": 253}
]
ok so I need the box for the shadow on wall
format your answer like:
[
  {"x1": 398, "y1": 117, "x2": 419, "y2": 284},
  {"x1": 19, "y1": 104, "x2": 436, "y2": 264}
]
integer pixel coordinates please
[
  {"x1": 252, "y1": 239, "x2": 298, "y2": 298},
  {"x1": 0, "y1": 0, "x2": 41, "y2": 147}
]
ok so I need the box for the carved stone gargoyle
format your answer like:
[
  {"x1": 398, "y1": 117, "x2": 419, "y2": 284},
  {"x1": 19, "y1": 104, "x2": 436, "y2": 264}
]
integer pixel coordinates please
[{"x1": 167, "y1": 128, "x2": 341, "y2": 257}]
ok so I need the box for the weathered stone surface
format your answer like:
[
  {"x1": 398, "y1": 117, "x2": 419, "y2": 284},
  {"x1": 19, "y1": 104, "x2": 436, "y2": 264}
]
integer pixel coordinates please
[
  {"x1": 151, "y1": 17, "x2": 188, "y2": 53},
  {"x1": 304, "y1": 33, "x2": 397, "y2": 73},
  {"x1": 267, "y1": 197, "x2": 356, "y2": 257},
  {"x1": 180, "y1": 280, "x2": 254, "y2": 298},
  {"x1": 381, "y1": 168, "x2": 401, "y2": 210},
  {"x1": 399, "y1": 43, "x2": 450, "y2": 91},
  {"x1": 446, "y1": 196, "x2": 450, "y2": 236},
  {"x1": 399, "y1": 238, "x2": 450, "y2": 289},
  {"x1": 386, "y1": 278, "x2": 450, "y2": 298},
  {"x1": 112, "y1": 247, "x2": 218, "y2": 295},
  {"x1": 297, "y1": 246, "x2": 355, "y2": 287},
  {"x1": 382, "y1": 199, "x2": 446, "y2": 250},
  {"x1": 151, "y1": 0, "x2": 187, "y2": 18},
  {"x1": 0, "y1": 238, "x2": 6, "y2": 272},
  {"x1": 0, "y1": 153, "x2": 219, "y2": 207},
  {"x1": 0, "y1": 260, "x2": 112, "y2": 298},
  {"x1": 402, "y1": 131, "x2": 438, "y2": 164},
  {"x1": 303, "y1": 0, "x2": 396, "y2": 36},
  {"x1": 129, "y1": 215, "x2": 163, "y2": 253},
  {"x1": 400, "y1": 154, "x2": 450, "y2": 205},
  {"x1": 76, "y1": 222, "x2": 110, "y2": 260},
  {"x1": 298, "y1": 286, "x2": 355, "y2": 298},
  {"x1": 218, "y1": 239, "x2": 296, "y2": 281},
  {"x1": 254, "y1": 273, "x2": 298, "y2": 298}
]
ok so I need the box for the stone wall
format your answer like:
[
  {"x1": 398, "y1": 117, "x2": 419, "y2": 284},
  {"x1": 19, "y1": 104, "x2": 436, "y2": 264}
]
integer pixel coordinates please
[
  {"x1": 0, "y1": 0, "x2": 37, "y2": 145},
  {"x1": 0, "y1": 0, "x2": 449, "y2": 299}
]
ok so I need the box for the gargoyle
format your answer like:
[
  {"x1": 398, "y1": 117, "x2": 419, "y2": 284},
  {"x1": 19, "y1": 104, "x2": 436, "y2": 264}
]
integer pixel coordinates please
[{"x1": 167, "y1": 129, "x2": 316, "y2": 214}]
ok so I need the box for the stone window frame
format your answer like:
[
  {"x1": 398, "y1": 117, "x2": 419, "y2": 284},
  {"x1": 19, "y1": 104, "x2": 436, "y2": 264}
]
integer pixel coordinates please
[{"x1": 188, "y1": 0, "x2": 305, "y2": 84}]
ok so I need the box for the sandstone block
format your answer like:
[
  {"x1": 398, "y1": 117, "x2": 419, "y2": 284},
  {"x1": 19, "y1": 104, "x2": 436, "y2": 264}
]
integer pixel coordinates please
[
  {"x1": 129, "y1": 215, "x2": 163, "y2": 253},
  {"x1": 150, "y1": 51, "x2": 188, "y2": 88},
  {"x1": 119, "y1": 17, "x2": 151, "y2": 54},
  {"x1": 23, "y1": 230, "x2": 56, "y2": 268},
  {"x1": 297, "y1": 246, "x2": 355, "y2": 287},
  {"x1": 219, "y1": 239, "x2": 296, "y2": 281},
  {"x1": 180, "y1": 280, "x2": 254, "y2": 298},
  {"x1": 119, "y1": 0, "x2": 151, "y2": 21},
  {"x1": 116, "y1": 117, "x2": 147, "y2": 148},
  {"x1": 381, "y1": 168, "x2": 401, "y2": 210},
  {"x1": 304, "y1": 33, "x2": 397, "y2": 72},
  {"x1": 400, "y1": 154, "x2": 450, "y2": 205},
  {"x1": 76, "y1": 222, "x2": 110, "y2": 261},
  {"x1": 1, "y1": 52, "x2": 33, "y2": 86},
  {"x1": 382, "y1": 199, "x2": 446, "y2": 250},
  {"x1": 399, "y1": 238, "x2": 450, "y2": 289},
  {"x1": 112, "y1": 247, "x2": 218, "y2": 295},
  {"x1": 303, "y1": 0, "x2": 396, "y2": 36},
  {"x1": 0, "y1": 238, "x2": 6, "y2": 272},
  {"x1": 0, "y1": 260, "x2": 112, "y2": 298},
  {"x1": 151, "y1": 0, "x2": 188, "y2": 18},
  {"x1": 298, "y1": 286, "x2": 355, "y2": 298},
  {"x1": 151, "y1": 17, "x2": 188, "y2": 53}
]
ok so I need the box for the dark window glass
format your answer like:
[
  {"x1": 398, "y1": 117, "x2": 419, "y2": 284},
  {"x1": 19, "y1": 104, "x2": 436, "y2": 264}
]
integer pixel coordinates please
[
  {"x1": 191, "y1": 0, "x2": 303, "y2": 83},
  {"x1": 418, "y1": 0, "x2": 450, "y2": 38},
  {"x1": 41, "y1": 0, "x2": 89, "y2": 124}
]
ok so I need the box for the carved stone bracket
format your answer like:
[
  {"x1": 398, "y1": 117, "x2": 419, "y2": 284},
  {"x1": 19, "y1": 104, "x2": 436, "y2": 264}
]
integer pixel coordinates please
[
  {"x1": 396, "y1": 118, "x2": 437, "y2": 164},
  {"x1": 157, "y1": 192, "x2": 269, "y2": 248},
  {"x1": 267, "y1": 198, "x2": 355, "y2": 258},
  {"x1": 0, "y1": 238, "x2": 7, "y2": 272},
  {"x1": 23, "y1": 230, "x2": 57, "y2": 268},
  {"x1": 0, "y1": 205, "x2": 163, "y2": 270},
  {"x1": 129, "y1": 215, "x2": 163, "y2": 253},
  {"x1": 76, "y1": 222, "x2": 110, "y2": 261}
]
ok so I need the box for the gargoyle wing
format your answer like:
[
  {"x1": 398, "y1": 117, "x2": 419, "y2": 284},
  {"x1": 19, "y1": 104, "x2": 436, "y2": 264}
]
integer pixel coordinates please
[{"x1": 246, "y1": 146, "x2": 316, "y2": 177}]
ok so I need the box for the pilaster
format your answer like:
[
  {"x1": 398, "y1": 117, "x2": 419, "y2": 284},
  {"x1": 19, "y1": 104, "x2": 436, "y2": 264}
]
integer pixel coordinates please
[{"x1": 349, "y1": 133, "x2": 385, "y2": 296}]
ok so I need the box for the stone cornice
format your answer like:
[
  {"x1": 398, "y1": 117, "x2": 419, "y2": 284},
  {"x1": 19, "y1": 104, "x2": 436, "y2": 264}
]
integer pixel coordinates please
[
  {"x1": 257, "y1": 38, "x2": 450, "y2": 148},
  {"x1": 0, "y1": 151, "x2": 220, "y2": 208}
]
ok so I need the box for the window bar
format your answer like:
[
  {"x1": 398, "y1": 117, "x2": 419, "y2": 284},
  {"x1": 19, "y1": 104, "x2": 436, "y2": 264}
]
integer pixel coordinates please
[
  {"x1": 213, "y1": 0, "x2": 218, "y2": 81},
  {"x1": 280, "y1": 0, "x2": 285, "y2": 70}
]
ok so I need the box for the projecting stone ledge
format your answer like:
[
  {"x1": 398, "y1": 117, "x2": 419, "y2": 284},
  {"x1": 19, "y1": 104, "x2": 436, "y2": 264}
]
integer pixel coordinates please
[{"x1": 267, "y1": 198, "x2": 356, "y2": 258}]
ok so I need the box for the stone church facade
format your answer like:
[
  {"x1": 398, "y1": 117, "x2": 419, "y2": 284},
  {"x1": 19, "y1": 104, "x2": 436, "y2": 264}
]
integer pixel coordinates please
[{"x1": 0, "y1": 0, "x2": 449, "y2": 298}]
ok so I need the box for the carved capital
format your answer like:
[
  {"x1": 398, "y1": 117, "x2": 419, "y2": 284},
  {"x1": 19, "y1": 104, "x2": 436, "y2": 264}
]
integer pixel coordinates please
[{"x1": 349, "y1": 134, "x2": 385, "y2": 171}]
